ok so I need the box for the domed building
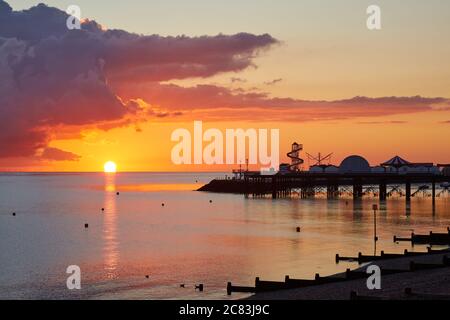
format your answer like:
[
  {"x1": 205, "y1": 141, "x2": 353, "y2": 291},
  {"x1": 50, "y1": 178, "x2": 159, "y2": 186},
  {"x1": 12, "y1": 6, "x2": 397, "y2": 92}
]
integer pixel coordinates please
[{"x1": 339, "y1": 155, "x2": 371, "y2": 173}]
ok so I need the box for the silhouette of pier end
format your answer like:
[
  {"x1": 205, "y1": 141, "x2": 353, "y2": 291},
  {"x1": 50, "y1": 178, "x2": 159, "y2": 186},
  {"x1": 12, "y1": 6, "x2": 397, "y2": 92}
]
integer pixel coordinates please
[{"x1": 200, "y1": 172, "x2": 447, "y2": 203}]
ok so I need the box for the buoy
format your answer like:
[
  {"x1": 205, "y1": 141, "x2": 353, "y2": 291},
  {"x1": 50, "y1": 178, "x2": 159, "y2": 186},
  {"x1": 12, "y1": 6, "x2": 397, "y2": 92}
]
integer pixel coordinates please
[
  {"x1": 116, "y1": 192, "x2": 120, "y2": 195},
  {"x1": 296, "y1": 227, "x2": 301, "y2": 233},
  {"x1": 84, "y1": 223, "x2": 89, "y2": 228},
  {"x1": 195, "y1": 284, "x2": 204, "y2": 292},
  {"x1": 12, "y1": 212, "x2": 16, "y2": 216},
  {"x1": 101, "y1": 208, "x2": 105, "y2": 211},
  {"x1": 145, "y1": 275, "x2": 149, "y2": 279},
  {"x1": 209, "y1": 200, "x2": 213, "y2": 203},
  {"x1": 161, "y1": 203, "x2": 165, "y2": 207}
]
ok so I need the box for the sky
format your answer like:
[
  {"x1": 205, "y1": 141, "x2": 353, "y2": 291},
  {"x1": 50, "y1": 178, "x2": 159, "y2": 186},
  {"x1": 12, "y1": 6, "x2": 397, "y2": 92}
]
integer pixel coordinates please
[{"x1": 1, "y1": 0, "x2": 449, "y2": 171}]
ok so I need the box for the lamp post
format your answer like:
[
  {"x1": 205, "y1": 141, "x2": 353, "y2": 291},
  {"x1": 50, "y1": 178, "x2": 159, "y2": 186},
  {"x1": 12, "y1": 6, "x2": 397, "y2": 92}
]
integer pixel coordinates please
[
  {"x1": 372, "y1": 204, "x2": 378, "y2": 255},
  {"x1": 372, "y1": 204, "x2": 379, "y2": 241}
]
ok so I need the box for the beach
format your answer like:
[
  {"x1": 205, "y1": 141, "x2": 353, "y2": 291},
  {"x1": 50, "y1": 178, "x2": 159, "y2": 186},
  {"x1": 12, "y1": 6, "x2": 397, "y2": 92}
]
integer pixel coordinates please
[{"x1": 248, "y1": 251, "x2": 450, "y2": 300}]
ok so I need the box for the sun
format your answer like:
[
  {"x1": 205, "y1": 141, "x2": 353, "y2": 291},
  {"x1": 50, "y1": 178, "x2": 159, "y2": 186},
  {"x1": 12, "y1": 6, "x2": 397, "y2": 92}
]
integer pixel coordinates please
[{"x1": 104, "y1": 161, "x2": 117, "y2": 173}]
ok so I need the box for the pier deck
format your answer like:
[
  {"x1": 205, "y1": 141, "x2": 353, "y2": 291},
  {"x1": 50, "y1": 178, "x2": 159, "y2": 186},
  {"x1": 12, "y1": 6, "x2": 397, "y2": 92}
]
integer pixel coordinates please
[{"x1": 199, "y1": 172, "x2": 448, "y2": 202}]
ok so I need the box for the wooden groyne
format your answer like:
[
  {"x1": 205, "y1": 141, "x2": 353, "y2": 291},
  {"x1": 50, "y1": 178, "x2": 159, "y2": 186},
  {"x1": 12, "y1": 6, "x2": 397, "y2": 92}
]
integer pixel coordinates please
[
  {"x1": 227, "y1": 244, "x2": 450, "y2": 296},
  {"x1": 393, "y1": 228, "x2": 450, "y2": 245},
  {"x1": 335, "y1": 248, "x2": 448, "y2": 264},
  {"x1": 228, "y1": 256, "x2": 450, "y2": 295}
]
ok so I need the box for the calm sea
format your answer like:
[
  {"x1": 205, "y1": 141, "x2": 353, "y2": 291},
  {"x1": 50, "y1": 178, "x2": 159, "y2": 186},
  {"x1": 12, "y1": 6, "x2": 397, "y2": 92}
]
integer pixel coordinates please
[{"x1": 0, "y1": 172, "x2": 449, "y2": 299}]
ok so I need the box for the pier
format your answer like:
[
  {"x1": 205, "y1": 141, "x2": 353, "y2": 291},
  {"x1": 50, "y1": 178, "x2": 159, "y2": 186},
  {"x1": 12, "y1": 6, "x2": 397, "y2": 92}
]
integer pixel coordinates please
[
  {"x1": 199, "y1": 171, "x2": 448, "y2": 203},
  {"x1": 198, "y1": 145, "x2": 449, "y2": 203},
  {"x1": 244, "y1": 172, "x2": 446, "y2": 201}
]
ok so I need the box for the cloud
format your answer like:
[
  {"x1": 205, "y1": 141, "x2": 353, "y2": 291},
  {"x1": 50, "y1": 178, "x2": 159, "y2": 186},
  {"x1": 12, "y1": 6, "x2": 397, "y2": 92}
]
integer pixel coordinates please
[
  {"x1": 114, "y1": 82, "x2": 449, "y2": 122},
  {"x1": 0, "y1": 1, "x2": 277, "y2": 159},
  {"x1": 40, "y1": 147, "x2": 81, "y2": 161},
  {"x1": 357, "y1": 120, "x2": 408, "y2": 125},
  {"x1": 231, "y1": 77, "x2": 246, "y2": 83},
  {"x1": 264, "y1": 78, "x2": 283, "y2": 85}
]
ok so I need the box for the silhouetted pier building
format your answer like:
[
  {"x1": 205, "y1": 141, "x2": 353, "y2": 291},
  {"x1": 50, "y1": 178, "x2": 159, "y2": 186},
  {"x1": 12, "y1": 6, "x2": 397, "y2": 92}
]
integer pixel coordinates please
[
  {"x1": 201, "y1": 154, "x2": 449, "y2": 203},
  {"x1": 242, "y1": 155, "x2": 447, "y2": 202}
]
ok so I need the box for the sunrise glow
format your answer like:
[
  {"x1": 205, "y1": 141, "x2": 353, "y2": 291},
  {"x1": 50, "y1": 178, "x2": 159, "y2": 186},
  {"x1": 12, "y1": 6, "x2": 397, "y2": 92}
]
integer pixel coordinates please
[{"x1": 104, "y1": 161, "x2": 117, "y2": 173}]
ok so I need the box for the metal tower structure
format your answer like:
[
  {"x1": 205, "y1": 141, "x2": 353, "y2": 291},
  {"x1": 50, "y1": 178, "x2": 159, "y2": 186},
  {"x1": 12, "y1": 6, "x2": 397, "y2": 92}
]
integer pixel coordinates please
[
  {"x1": 287, "y1": 142, "x2": 304, "y2": 171},
  {"x1": 306, "y1": 152, "x2": 333, "y2": 167}
]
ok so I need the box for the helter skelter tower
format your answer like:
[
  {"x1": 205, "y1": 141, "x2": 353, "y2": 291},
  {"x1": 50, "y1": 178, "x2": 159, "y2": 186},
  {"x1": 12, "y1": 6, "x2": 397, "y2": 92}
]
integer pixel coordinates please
[{"x1": 287, "y1": 142, "x2": 304, "y2": 172}]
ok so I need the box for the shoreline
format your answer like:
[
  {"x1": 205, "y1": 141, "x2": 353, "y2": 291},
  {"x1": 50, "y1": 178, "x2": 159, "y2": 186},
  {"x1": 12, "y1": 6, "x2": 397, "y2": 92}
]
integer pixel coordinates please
[{"x1": 245, "y1": 250, "x2": 450, "y2": 300}]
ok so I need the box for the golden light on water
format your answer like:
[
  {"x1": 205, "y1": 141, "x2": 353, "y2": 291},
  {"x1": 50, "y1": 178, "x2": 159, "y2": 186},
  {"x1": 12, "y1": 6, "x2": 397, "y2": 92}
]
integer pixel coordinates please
[{"x1": 104, "y1": 161, "x2": 117, "y2": 173}]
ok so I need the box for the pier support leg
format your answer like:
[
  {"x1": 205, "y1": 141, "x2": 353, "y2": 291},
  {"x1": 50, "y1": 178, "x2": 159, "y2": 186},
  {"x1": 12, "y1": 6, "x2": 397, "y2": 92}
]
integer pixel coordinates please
[
  {"x1": 244, "y1": 177, "x2": 249, "y2": 199},
  {"x1": 379, "y1": 183, "x2": 387, "y2": 201},
  {"x1": 309, "y1": 187, "x2": 316, "y2": 198},
  {"x1": 327, "y1": 185, "x2": 338, "y2": 199},
  {"x1": 271, "y1": 177, "x2": 277, "y2": 199},
  {"x1": 432, "y1": 181, "x2": 436, "y2": 207},
  {"x1": 353, "y1": 184, "x2": 363, "y2": 199},
  {"x1": 406, "y1": 182, "x2": 411, "y2": 202}
]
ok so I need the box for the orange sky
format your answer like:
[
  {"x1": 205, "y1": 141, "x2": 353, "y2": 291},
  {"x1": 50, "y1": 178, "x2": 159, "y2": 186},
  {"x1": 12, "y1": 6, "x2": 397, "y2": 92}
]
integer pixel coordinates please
[
  {"x1": 1, "y1": 1, "x2": 449, "y2": 172},
  {"x1": 2, "y1": 110, "x2": 446, "y2": 172}
]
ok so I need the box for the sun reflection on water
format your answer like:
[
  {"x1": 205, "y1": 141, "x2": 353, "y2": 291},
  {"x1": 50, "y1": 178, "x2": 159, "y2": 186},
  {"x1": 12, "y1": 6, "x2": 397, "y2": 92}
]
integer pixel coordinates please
[{"x1": 103, "y1": 173, "x2": 119, "y2": 279}]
